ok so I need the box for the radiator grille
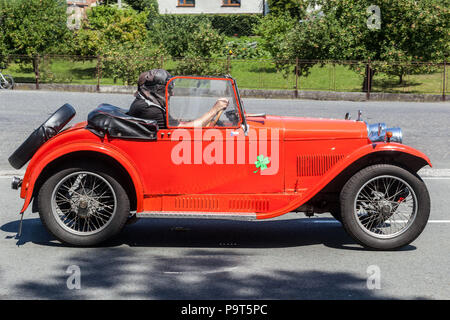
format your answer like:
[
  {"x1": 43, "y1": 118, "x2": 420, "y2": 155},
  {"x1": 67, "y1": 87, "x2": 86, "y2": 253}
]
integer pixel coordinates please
[{"x1": 297, "y1": 154, "x2": 345, "y2": 177}]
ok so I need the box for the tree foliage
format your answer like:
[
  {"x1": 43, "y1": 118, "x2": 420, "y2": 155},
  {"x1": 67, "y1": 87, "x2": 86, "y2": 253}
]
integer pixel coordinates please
[
  {"x1": 71, "y1": 5, "x2": 149, "y2": 56},
  {"x1": 0, "y1": 14, "x2": 7, "y2": 67},
  {"x1": 0, "y1": 0, "x2": 70, "y2": 56},
  {"x1": 317, "y1": 0, "x2": 449, "y2": 63},
  {"x1": 124, "y1": 0, "x2": 158, "y2": 13},
  {"x1": 255, "y1": 13, "x2": 296, "y2": 61},
  {"x1": 259, "y1": 0, "x2": 450, "y2": 85},
  {"x1": 102, "y1": 42, "x2": 166, "y2": 85},
  {"x1": 256, "y1": 12, "x2": 327, "y2": 76},
  {"x1": 208, "y1": 14, "x2": 261, "y2": 37},
  {"x1": 150, "y1": 15, "x2": 211, "y2": 58},
  {"x1": 174, "y1": 23, "x2": 226, "y2": 76},
  {"x1": 150, "y1": 15, "x2": 226, "y2": 75},
  {"x1": 267, "y1": 0, "x2": 312, "y2": 19}
]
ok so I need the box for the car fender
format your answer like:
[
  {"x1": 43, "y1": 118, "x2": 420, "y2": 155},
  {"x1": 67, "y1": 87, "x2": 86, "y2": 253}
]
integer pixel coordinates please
[
  {"x1": 19, "y1": 142, "x2": 144, "y2": 214},
  {"x1": 259, "y1": 142, "x2": 432, "y2": 219}
]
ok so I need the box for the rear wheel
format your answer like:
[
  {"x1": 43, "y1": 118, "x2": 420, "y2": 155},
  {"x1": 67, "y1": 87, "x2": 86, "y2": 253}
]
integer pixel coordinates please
[
  {"x1": 340, "y1": 164, "x2": 430, "y2": 250},
  {"x1": 38, "y1": 164, "x2": 130, "y2": 246}
]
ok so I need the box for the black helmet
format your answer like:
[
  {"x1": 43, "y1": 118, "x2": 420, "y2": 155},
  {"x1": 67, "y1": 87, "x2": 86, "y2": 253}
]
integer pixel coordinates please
[
  {"x1": 138, "y1": 69, "x2": 173, "y2": 92},
  {"x1": 136, "y1": 69, "x2": 173, "y2": 108}
]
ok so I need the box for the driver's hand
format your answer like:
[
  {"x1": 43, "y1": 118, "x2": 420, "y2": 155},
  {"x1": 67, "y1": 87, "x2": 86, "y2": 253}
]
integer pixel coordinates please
[{"x1": 213, "y1": 98, "x2": 229, "y2": 113}]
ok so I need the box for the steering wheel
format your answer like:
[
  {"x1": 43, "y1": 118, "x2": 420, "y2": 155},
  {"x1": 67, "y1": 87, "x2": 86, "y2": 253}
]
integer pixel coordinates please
[
  {"x1": 225, "y1": 110, "x2": 240, "y2": 124},
  {"x1": 208, "y1": 108, "x2": 226, "y2": 127}
]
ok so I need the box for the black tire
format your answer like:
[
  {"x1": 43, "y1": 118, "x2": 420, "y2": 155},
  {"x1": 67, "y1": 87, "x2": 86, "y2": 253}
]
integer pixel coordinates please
[
  {"x1": 38, "y1": 163, "x2": 130, "y2": 246},
  {"x1": 340, "y1": 164, "x2": 430, "y2": 250},
  {"x1": 0, "y1": 74, "x2": 14, "y2": 89}
]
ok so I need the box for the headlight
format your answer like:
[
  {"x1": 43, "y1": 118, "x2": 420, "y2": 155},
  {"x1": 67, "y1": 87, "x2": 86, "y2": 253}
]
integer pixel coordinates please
[
  {"x1": 385, "y1": 127, "x2": 402, "y2": 143},
  {"x1": 367, "y1": 123, "x2": 402, "y2": 144},
  {"x1": 367, "y1": 123, "x2": 386, "y2": 137}
]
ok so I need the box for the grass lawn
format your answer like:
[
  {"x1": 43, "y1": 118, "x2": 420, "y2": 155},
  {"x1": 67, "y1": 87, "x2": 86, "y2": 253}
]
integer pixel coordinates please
[
  {"x1": 229, "y1": 60, "x2": 447, "y2": 94},
  {"x1": 4, "y1": 58, "x2": 447, "y2": 95}
]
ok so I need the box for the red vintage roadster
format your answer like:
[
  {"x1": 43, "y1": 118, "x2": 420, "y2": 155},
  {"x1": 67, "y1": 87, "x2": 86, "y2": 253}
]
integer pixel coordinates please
[{"x1": 9, "y1": 76, "x2": 431, "y2": 249}]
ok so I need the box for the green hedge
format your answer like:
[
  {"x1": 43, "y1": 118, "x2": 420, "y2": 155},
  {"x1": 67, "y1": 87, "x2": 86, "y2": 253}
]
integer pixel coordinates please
[
  {"x1": 152, "y1": 14, "x2": 262, "y2": 37},
  {"x1": 209, "y1": 14, "x2": 262, "y2": 36}
]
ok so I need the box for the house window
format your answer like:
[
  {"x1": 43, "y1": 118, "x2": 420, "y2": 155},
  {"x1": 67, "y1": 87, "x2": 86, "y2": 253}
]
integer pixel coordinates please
[
  {"x1": 178, "y1": 0, "x2": 195, "y2": 7},
  {"x1": 222, "y1": 0, "x2": 241, "y2": 7}
]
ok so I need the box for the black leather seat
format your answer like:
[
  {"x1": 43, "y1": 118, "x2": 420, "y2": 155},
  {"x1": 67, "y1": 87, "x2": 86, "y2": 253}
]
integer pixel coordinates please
[{"x1": 86, "y1": 104, "x2": 158, "y2": 140}]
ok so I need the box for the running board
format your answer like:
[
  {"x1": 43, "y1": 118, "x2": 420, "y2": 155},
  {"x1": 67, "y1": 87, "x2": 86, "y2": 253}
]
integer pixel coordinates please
[{"x1": 136, "y1": 211, "x2": 257, "y2": 221}]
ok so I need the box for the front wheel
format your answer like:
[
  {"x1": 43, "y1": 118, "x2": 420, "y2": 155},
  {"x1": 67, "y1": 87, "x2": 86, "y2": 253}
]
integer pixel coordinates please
[
  {"x1": 0, "y1": 74, "x2": 14, "y2": 89},
  {"x1": 340, "y1": 164, "x2": 430, "y2": 250},
  {"x1": 38, "y1": 164, "x2": 130, "y2": 246}
]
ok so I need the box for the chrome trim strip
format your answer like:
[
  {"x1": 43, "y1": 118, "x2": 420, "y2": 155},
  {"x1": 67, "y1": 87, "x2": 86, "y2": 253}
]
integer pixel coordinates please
[{"x1": 136, "y1": 211, "x2": 257, "y2": 221}]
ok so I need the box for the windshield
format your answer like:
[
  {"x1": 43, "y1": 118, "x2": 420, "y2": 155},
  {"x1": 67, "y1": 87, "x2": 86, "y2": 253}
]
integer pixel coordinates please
[{"x1": 166, "y1": 77, "x2": 241, "y2": 128}]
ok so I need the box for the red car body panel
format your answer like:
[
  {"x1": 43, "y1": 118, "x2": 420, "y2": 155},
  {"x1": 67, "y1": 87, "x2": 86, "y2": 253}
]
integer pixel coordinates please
[
  {"x1": 19, "y1": 122, "x2": 145, "y2": 213},
  {"x1": 18, "y1": 112, "x2": 432, "y2": 218}
]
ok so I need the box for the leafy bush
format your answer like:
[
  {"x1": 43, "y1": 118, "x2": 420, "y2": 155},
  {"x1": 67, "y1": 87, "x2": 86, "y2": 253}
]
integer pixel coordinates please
[
  {"x1": 124, "y1": 0, "x2": 158, "y2": 13},
  {"x1": 223, "y1": 37, "x2": 270, "y2": 59},
  {"x1": 71, "y1": 5, "x2": 149, "y2": 56},
  {"x1": 174, "y1": 24, "x2": 226, "y2": 76},
  {"x1": 209, "y1": 14, "x2": 262, "y2": 37},
  {"x1": 70, "y1": 4, "x2": 167, "y2": 84},
  {"x1": 150, "y1": 14, "x2": 226, "y2": 76},
  {"x1": 267, "y1": 0, "x2": 310, "y2": 20},
  {"x1": 102, "y1": 41, "x2": 166, "y2": 85},
  {"x1": 259, "y1": 0, "x2": 450, "y2": 88},
  {"x1": 0, "y1": 0, "x2": 70, "y2": 56},
  {"x1": 254, "y1": 13, "x2": 297, "y2": 61},
  {"x1": 175, "y1": 57, "x2": 227, "y2": 77},
  {"x1": 0, "y1": 4, "x2": 7, "y2": 64},
  {"x1": 0, "y1": 33, "x2": 7, "y2": 69},
  {"x1": 150, "y1": 14, "x2": 261, "y2": 49},
  {"x1": 123, "y1": 0, "x2": 159, "y2": 27},
  {"x1": 150, "y1": 14, "x2": 210, "y2": 58}
]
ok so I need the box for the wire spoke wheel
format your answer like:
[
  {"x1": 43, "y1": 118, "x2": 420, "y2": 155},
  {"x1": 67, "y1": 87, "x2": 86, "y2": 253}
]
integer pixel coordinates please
[
  {"x1": 51, "y1": 171, "x2": 117, "y2": 236},
  {"x1": 354, "y1": 175, "x2": 417, "y2": 239}
]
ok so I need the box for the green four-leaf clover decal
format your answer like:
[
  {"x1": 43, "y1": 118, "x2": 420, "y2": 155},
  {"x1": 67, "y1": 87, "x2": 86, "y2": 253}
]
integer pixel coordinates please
[{"x1": 254, "y1": 155, "x2": 270, "y2": 173}]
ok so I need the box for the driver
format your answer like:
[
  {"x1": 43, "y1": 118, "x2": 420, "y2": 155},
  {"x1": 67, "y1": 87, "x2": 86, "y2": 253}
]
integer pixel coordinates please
[{"x1": 128, "y1": 69, "x2": 229, "y2": 128}]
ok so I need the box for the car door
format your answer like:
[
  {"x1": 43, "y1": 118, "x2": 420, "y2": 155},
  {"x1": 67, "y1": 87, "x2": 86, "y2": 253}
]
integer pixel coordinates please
[{"x1": 138, "y1": 77, "x2": 284, "y2": 209}]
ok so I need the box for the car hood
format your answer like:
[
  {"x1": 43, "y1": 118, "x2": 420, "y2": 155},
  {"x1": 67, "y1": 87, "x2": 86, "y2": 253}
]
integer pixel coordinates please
[{"x1": 246, "y1": 115, "x2": 368, "y2": 140}]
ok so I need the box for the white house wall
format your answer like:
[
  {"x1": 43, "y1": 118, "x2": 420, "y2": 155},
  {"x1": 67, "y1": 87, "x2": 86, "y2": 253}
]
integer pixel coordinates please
[{"x1": 158, "y1": 0, "x2": 264, "y2": 14}]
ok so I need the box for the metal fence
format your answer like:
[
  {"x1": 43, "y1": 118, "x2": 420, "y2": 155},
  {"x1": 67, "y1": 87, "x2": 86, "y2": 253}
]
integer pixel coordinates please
[{"x1": 1, "y1": 54, "x2": 448, "y2": 100}]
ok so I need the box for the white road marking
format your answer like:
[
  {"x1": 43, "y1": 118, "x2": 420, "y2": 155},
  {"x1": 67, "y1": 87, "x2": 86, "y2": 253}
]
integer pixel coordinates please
[
  {"x1": 163, "y1": 267, "x2": 239, "y2": 275},
  {"x1": 426, "y1": 220, "x2": 450, "y2": 223},
  {"x1": 309, "y1": 219, "x2": 450, "y2": 224},
  {"x1": 419, "y1": 168, "x2": 450, "y2": 177}
]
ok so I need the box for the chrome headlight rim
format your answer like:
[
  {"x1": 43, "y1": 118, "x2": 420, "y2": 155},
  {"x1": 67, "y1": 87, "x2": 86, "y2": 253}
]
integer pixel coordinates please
[{"x1": 366, "y1": 123, "x2": 403, "y2": 144}]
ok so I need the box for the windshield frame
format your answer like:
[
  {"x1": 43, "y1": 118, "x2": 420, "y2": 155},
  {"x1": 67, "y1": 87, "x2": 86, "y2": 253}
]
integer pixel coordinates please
[{"x1": 164, "y1": 75, "x2": 246, "y2": 130}]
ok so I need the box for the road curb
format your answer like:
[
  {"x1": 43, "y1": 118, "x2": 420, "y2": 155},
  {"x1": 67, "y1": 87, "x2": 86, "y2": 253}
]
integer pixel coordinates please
[{"x1": 12, "y1": 83, "x2": 446, "y2": 102}]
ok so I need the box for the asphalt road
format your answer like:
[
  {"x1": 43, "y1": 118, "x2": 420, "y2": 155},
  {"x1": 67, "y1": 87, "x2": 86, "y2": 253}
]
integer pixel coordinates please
[{"x1": 0, "y1": 90, "x2": 449, "y2": 300}]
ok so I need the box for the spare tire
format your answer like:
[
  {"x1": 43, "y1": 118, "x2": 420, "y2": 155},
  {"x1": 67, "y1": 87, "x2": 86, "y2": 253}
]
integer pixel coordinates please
[{"x1": 8, "y1": 104, "x2": 76, "y2": 169}]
